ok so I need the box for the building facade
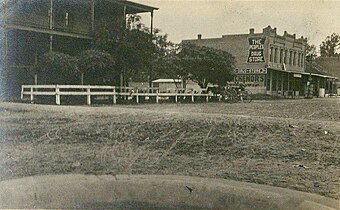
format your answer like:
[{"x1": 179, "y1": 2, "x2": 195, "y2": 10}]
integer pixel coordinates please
[
  {"x1": 1, "y1": 0, "x2": 157, "y2": 99},
  {"x1": 183, "y1": 26, "x2": 337, "y2": 96}
]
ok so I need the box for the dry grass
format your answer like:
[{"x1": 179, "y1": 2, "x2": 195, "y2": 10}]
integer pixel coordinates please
[{"x1": 0, "y1": 99, "x2": 339, "y2": 199}]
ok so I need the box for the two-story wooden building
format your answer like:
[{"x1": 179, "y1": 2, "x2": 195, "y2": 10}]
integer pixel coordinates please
[
  {"x1": 1, "y1": 0, "x2": 158, "y2": 99},
  {"x1": 183, "y1": 26, "x2": 338, "y2": 96}
]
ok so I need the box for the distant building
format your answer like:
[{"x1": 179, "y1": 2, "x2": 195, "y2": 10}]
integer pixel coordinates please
[
  {"x1": 311, "y1": 57, "x2": 340, "y2": 95},
  {"x1": 1, "y1": 0, "x2": 158, "y2": 99},
  {"x1": 151, "y1": 79, "x2": 202, "y2": 93},
  {"x1": 183, "y1": 26, "x2": 338, "y2": 96}
]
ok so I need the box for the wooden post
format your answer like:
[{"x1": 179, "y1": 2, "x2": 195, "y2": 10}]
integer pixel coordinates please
[
  {"x1": 87, "y1": 86, "x2": 91, "y2": 105},
  {"x1": 49, "y1": 0, "x2": 53, "y2": 52},
  {"x1": 55, "y1": 85, "x2": 60, "y2": 105},
  {"x1": 276, "y1": 70, "x2": 279, "y2": 94},
  {"x1": 80, "y1": 72, "x2": 84, "y2": 85},
  {"x1": 91, "y1": 0, "x2": 95, "y2": 34},
  {"x1": 34, "y1": 74, "x2": 38, "y2": 85},
  {"x1": 206, "y1": 95, "x2": 209, "y2": 102},
  {"x1": 136, "y1": 89, "x2": 139, "y2": 104},
  {"x1": 191, "y1": 92, "x2": 194, "y2": 102},
  {"x1": 113, "y1": 88, "x2": 117, "y2": 104},
  {"x1": 30, "y1": 87, "x2": 34, "y2": 103},
  {"x1": 175, "y1": 94, "x2": 178, "y2": 103},
  {"x1": 156, "y1": 90, "x2": 159, "y2": 103},
  {"x1": 269, "y1": 69, "x2": 273, "y2": 94},
  {"x1": 49, "y1": 35, "x2": 53, "y2": 52},
  {"x1": 49, "y1": 0, "x2": 53, "y2": 29},
  {"x1": 31, "y1": 88, "x2": 34, "y2": 104},
  {"x1": 20, "y1": 86, "x2": 24, "y2": 100}
]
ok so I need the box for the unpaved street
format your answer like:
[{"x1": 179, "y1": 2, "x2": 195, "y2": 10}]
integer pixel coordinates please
[{"x1": 0, "y1": 98, "x2": 339, "y2": 199}]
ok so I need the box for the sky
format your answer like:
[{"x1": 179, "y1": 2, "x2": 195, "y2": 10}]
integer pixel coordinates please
[{"x1": 134, "y1": 0, "x2": 340, "y2": 53}]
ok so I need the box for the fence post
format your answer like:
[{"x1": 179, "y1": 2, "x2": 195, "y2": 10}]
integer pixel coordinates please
[
  {"x1": 20, "y1": 86, "x2": 24, "y2": 100},
  {"x1": 86, "y1": 86, "x2": 91, "y2": 105},
  {"x1": 55, "y1": 85, "x2": 60, "y2": 105},
  {"x1": 136, "y1": 89, "x2": 139, "y2": 104},
  {"x1": 175, "y1": 94, "x2": 178, "y2": 103},
  {"x1": 191, "y1": 92, "x2": 194, "y2": 103},
  {"x1": 30, "y1": 87, "x2": 34, "y2": 103},
  {"x1": 206, "y1": 94, "x2": 209, "y2": 103},
  {"x1": 113, "y1": 88, "x2": 117, "y2": 104},
  {"x1": 156, "y1": 89, "x2": 159, "y2": 103}
]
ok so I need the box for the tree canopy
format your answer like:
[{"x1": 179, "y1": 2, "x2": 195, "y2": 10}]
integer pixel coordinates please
[
  {"x1": 35, "y1": 52, "x2": 78, "y2": 84},
  {"x1": 77, "y1": 50, "x2": 116, "y2": 85},
  {"x1": 320, "y1": 33, "x2": 340, "y2": 57},
  {"x1": 306, "y1": 43, "x2": 317, "y2": 61},
  {"x1": 159, "y1": 44, "x2": 236, "y2": 88}
]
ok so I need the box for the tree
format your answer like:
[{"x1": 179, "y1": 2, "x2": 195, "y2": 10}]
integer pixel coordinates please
[
  {"x1": 77, "y1": 50, "x2": 116, "y2": 85},
  {"x1": 306, "y1": 43, "x2": 317, "y2": 61},
  {"x1": 35, "y1": 52, "x2": 78, "y2": 84},
  {"x1": 320, "y1": 33, "x2": 340, "y2": 57},
  {"x1": 94, "y1": 15, "x2": 174, "y2": 86},
  {"x1": 160, "y1": 44, "x2": 236, "y2": 88}
]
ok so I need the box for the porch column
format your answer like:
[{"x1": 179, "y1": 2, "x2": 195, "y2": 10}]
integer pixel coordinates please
[
  {"x1": 49, "y1": 0, "x2": 54, "y2": 52},
  {"x1": 281, "y1": 73, "x2": 284, "y2": 94},
  {"x1": 120, "y1": 5, "x2": 127, "y2": 88},
  {"x1": 276, "y1": 70, "x2": 279, "y2": 94},
  {"x1": 269, "y1": 69, "x2": 273, "y2": 94},
  {"x1": 287, "y1": 73, "x2": 290, "y2": 92},
  {"x1": 149, "y1": 11, "x2": 154, "y2": 88},
  {"x1": 91, "y1": 0, "x2": 95, "y2": 35}
]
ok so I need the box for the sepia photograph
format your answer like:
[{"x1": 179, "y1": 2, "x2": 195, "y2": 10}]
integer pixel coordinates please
[{"x1": 0, "y1": 0, "x2": 339, "y2": 209}]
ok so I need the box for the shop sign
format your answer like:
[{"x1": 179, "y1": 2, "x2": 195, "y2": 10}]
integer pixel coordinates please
[
  {"x1": 248, "y1": 38, "x2": 266, "y2": 63},
  {"x1": 234, "y1": 68, "x2": 267, "y2": 74},
  {"x1": 266, "y1": 63, "x2": 285, "y2": 70},
  {"x1": 234, "y1": 74, "x2": 265, "y2": 83},
  {"x1": 293, "y1": 74, "x2": 302, "y2": 78}
]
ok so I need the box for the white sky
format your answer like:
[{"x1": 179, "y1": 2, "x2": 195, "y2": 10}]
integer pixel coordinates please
[{"x1": 135, "y1": 0, "x2": 340, "y2": 53}]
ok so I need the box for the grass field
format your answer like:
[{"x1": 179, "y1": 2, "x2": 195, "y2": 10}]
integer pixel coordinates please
[{"x1": 0, "y1": 98, "x2": 339, "y2": 199}]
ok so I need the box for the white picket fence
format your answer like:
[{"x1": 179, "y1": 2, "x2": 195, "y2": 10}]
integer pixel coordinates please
[{"x1": 21, "y1": 85, "x2": 214, "y2": 105}]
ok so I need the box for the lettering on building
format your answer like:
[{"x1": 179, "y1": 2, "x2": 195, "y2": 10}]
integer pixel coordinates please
[
  {"x1": 234, "y1": 74, "x2": 266, "y2": 83},
  {"x1": 248, "y1": 38, "x2": 266, "y2": 63},
  {"x1": 234, "y1": 68, "x2": 267, "y2": 74}
]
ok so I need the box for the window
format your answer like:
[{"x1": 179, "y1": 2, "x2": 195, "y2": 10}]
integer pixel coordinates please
[
  {"x1": 289, "y1": 51, "x2": 292, "y2": 65},
  {"x1": 284, "y1": 50, "x2": 288, "y2": 64},
  {"x1": 270, "y1": 47, "x2": 274, "y2": 62},
  {"x1": 280, "y1": 49, "x2": 283, "y2": 63},
  {"x1": 274, "y1": 48, "x2": 278, "y2": 63},
  {"x1": 293, "y1": 52, "x2": 296, "y2": 66},
  {"x1": 301, "y1": 54, "x2": 304, "y2": 68},
  {"x1": 298, "y1": 53, "x2": 301, "y2": 67}
]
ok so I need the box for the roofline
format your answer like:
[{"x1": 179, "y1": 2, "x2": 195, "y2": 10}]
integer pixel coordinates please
[
  {"x1": 115, "y1": 0, "x2": 159, "y2": 12},
  {"x1": 0, "y1": 0, "x2": 158, "y2": 14}
]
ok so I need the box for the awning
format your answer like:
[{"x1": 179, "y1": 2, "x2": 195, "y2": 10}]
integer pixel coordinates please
[{"x1": 267, "y1": 67, "x2": 338, "y2": 80}]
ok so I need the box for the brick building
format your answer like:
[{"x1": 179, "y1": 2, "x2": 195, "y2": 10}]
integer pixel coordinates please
[
  {"x1": 183, "y1": 26, "x2": 338, "y2": 96},
  {"x1": 1, "y1": 0, "x2": 158, "y2": 99}
]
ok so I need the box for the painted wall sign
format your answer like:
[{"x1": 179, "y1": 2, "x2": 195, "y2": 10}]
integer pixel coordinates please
[
  {"x1": 248, "y1": 38, "x2": 266, "y2": 63},
  {"x1": 234, "y1": 68, "x2": 267, "y2": 74},
  {"x1": 234, "y1": 74, "x2": 266, "y2": 83}
]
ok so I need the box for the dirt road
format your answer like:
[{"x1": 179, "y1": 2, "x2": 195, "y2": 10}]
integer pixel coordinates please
[{"x1": 0, "y1": 98, "x2": 339, "y2": 199}]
